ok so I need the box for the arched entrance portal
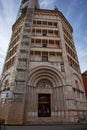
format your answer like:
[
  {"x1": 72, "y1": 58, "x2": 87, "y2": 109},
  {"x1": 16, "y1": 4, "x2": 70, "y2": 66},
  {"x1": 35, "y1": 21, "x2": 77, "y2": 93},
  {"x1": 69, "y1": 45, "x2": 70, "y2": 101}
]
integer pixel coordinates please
[
  {"x1": 37, "y1": 79, "x2": 52, "y2": 117},
  {"x1": 27, "y1": 66, "x2": 65, "y2": 120}
]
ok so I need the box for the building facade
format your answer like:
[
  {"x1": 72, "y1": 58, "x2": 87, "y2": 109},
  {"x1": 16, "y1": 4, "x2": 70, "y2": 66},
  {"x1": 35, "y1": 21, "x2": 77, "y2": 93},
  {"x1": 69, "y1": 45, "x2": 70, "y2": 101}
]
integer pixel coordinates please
[
  {"x1": 82, "y1": 71, "x2": 87, "y2": 99},
  {"x1": 0, "y1": 0, "x2": 87, "y2": 124}
]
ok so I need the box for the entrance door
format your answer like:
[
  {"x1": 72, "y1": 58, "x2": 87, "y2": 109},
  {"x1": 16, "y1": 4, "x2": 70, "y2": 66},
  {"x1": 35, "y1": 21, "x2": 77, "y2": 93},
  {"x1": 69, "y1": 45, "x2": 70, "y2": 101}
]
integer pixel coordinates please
[{"x1": 38, "y1": 94, "x2": 51, "y2": 117}]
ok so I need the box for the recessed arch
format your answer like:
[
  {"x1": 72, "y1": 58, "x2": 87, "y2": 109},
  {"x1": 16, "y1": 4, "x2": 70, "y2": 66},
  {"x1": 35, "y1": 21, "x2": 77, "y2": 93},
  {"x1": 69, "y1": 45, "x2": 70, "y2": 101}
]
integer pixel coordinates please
[
  {"x1": 28, "y1": 65, "x2": 65, "y2": 87},
  {"x1": 34, "y1": 75, "x2": 56, "y2": 87},
  {"x1": 72, "y1": 73, "x2": 83, "y2": 91}
]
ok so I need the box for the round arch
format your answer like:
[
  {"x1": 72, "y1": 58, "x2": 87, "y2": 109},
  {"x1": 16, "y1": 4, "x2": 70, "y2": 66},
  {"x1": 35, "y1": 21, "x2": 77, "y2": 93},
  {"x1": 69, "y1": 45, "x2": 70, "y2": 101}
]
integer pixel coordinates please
[
  {"x1": 72, "y1": 73, "x2": 83, "y2": 91},
  {"x1": 28, "y1": 65, "x2": 65, "y2": 87}
]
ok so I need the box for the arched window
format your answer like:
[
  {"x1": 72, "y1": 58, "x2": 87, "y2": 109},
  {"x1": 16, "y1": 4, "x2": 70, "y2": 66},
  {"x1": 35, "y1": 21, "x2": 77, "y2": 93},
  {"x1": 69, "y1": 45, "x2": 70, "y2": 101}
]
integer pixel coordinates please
[
  {"x1": 4, "y1": 80, "x2": 9, "y2": 88},
  {"x1": 37, "y1": 79, "x2": 52, "y2": 88},
  {"x1": 75, "y1": 80, "x2": 80, "y2": 98},
  {"x1": 75, "y1": 80, "x2": 79, "y2": 89}
]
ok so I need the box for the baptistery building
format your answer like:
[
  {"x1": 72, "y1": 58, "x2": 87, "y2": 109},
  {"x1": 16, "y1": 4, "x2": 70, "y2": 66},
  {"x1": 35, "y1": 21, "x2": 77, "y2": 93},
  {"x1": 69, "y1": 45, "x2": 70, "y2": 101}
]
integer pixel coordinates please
[{"x1": 0, "y1": 0, "x2": 87, "y2": 124}]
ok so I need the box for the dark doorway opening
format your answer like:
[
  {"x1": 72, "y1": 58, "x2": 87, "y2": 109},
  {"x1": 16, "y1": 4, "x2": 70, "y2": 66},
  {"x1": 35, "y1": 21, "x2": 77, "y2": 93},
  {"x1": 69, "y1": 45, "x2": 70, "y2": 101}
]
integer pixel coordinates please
[{"x1": 38, "y1": 94, "x2": 51, "y2": 117}]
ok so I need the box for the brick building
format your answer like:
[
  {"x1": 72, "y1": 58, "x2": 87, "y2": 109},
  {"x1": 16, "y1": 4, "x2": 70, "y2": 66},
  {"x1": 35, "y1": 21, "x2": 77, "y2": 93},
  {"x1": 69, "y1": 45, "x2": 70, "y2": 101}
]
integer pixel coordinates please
[{"x1": 0, "y1": 0, "x2": 87, "y2": 124}]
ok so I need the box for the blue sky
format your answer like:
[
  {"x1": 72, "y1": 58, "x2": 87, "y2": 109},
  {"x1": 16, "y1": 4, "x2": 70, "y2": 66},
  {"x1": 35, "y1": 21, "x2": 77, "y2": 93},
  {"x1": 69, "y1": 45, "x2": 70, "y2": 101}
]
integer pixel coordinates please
[{"x1": 0, "y1": 0, "x2": 87, "y2": 77}]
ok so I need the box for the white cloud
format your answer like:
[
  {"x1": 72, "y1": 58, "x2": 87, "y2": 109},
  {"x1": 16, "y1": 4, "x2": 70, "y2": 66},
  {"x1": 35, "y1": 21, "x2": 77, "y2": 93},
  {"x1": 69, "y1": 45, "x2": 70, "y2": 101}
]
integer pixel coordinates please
[
  {"x1": 40, "y1": 0, "x2": 48, "y2": 8},
  {"x1": 40, "y1": 0, "x2": 56, "y2": 9}
]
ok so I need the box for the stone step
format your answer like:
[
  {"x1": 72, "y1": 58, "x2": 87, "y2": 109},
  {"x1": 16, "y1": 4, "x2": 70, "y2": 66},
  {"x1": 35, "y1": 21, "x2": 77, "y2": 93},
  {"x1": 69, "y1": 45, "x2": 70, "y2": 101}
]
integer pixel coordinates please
[
  {"x1": 3, "y1": 124, "x2": 87, "y2": 130},
  {"x1": 26, "y1": 117, "x2": 69, "y2": 125}
]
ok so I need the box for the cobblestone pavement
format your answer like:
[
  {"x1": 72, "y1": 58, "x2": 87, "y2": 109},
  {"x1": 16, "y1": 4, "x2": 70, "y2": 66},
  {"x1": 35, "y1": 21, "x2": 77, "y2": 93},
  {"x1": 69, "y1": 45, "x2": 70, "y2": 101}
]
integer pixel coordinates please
[{"x1": 2, "y1": 124, "x2": 87, "y2": 130}]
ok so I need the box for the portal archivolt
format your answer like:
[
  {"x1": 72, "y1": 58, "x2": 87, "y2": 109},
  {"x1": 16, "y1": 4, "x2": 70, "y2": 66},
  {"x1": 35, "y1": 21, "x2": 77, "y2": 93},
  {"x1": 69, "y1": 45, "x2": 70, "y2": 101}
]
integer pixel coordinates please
[{"x1": 28, "y1": 66, "x2": 65, "y2": 87}]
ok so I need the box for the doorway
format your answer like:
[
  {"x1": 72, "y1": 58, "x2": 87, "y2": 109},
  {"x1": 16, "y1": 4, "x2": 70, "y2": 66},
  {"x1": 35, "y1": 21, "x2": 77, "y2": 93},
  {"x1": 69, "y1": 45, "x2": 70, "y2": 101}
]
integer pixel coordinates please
[{"x1": 38, "y1": 94, "x2": 51, "y2": 117}]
